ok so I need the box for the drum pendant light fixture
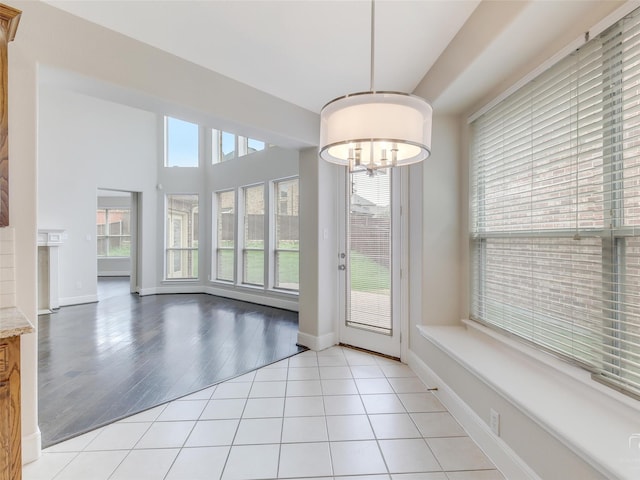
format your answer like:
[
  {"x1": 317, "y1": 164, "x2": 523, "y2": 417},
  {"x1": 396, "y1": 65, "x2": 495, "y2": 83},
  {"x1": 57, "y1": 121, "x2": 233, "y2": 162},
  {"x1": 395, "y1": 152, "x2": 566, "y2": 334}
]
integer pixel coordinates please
[{"x1": 319, "y1": 1, "x2": 432, "y2": 174}]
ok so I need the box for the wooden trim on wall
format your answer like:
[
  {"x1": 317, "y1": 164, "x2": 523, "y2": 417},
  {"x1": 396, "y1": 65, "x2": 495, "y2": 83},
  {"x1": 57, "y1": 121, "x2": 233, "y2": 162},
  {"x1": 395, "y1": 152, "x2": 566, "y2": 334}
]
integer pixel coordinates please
[{"x1": 0, "y1": 3, "x2": 21, "y2": 228}]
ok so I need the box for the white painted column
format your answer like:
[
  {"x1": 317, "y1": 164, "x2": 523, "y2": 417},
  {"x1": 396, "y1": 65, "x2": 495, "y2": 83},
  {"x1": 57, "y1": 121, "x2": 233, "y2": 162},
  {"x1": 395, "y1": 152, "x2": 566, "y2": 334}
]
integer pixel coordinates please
[
  {"x1": 11, "y1": 32, "x2": 41, "y2": 464},
  {"x1": 298, "y1": 148, "x2": 339, "y2": 351}
]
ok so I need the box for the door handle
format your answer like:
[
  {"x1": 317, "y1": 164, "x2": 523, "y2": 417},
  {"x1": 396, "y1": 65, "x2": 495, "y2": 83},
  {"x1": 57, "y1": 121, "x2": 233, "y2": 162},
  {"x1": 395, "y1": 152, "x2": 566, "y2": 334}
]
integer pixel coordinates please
[{"x1": 338, "y1": 264, "x2": 346, "y2": 271}]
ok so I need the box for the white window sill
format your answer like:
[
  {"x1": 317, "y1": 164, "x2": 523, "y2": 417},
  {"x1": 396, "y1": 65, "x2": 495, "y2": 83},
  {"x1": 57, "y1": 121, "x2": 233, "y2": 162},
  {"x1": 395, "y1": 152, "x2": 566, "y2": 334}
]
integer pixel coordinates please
[{"x1": 417, "y1": 321, "x2": 640, "y2": 479}]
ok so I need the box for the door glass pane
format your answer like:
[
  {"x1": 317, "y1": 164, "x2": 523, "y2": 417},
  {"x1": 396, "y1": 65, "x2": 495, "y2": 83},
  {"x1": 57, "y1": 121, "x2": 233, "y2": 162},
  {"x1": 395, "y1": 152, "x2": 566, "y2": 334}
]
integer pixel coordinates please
[{"x1": 347, "y1": 171, "x2": 392, "y2": 334}]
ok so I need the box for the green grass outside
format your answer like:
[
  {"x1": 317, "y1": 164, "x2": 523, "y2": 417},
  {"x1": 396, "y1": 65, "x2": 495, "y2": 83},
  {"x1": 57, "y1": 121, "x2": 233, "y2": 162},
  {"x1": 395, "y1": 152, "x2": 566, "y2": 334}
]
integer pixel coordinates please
[
  {"x1": 106, "y1": 245, "x2": 131, "y2": 257},
  {"x1": 217, "y1": 248, "x2": 386, "y2": 292},
  {"x1": 349, "y1": 250, "x2": 390, "y2": 293},
  {"x1": 216, "y1": 247, "x2": 299, "y2": 287},
  {"x1": 217, "y1": 249, "x2": 235, "y2": 281},
  {"x1": 244, "y1": 250, "x2": 265, "y2": 285},
  {"x1": 275, "y1": 251, "x2": 299, "y2": 288}
]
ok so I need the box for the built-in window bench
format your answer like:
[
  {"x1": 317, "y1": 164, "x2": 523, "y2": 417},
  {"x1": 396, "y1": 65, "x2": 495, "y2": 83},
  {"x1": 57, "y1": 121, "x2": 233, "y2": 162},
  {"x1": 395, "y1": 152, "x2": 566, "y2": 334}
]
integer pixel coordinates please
[{"x1": 414, "y1": 321, "x2": 640, "y2": 480}]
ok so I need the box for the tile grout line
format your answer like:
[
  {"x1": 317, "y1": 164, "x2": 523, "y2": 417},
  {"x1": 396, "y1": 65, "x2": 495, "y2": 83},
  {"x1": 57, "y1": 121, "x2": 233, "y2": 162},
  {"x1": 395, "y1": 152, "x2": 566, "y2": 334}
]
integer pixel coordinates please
[
  {"x1": 274, "y1": 355, "x2": 289, "y2": 479},
  {"x1": 352, "y1": 352, "x2": 393, "y2": 477},
  {"x1": 218, "y1": 368, "x2": 255, "y2": 480},
  {"x1": 316, "y1": 350, "x2": 337, "y2": 478},
  {"x1": 159, "y1": 384, "x2": 219, "y2": 480},
  {"x1": 31, "y1": 347, "x2": 502, "y2": 480}
]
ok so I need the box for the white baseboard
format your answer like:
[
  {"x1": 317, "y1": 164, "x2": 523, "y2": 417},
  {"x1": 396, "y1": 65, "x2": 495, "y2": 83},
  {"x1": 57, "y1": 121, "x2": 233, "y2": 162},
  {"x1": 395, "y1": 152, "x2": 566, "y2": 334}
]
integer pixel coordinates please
[
  {"x1": 137, "y1": 285, "x2": 298, "y2": 312},
  {"x1": 153, "y1": 285, "x2": 203, "y2": 295},
  {"x1": 204, "y1": 285, "x2": 298, "y2": 312},
  {"x1": 58, "y1": 294, "x2": 98, "y2": 307},
  {"x1": 407, "y1": 349, "x2": 541, "y2": 480},
  {"x1": 97, "y1": 271, "x2": 130, "y2": 277},
  {"x1": 297, "y1": 331, "x2": 337, "y2": 351},
  {"x1": 22, "y1": 428, "x2": 42, "y2": 465}
]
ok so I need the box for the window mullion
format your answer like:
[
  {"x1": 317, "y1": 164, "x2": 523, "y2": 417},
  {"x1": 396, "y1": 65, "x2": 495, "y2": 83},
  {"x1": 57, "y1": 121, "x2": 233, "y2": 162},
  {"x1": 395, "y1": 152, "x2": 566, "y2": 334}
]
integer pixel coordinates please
[{"x1": 600, "y1": 24, "x2": 625, "y2": 379}]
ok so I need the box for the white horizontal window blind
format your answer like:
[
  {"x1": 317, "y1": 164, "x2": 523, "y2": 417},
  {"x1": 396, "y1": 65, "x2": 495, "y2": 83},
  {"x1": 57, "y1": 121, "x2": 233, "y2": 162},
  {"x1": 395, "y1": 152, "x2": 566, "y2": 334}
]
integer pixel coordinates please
[
  {"x1": 347, "y1": 171, "x2": 392, "y2": 335},
  {"x1": 471, "y1": 8, "x2": 640, "y2": 398}
]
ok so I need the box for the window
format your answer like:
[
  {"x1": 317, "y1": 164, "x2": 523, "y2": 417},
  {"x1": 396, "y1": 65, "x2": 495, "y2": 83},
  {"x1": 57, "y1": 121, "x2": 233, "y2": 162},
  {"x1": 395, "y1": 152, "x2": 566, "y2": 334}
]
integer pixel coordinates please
[
  {"x1": 215, "y1": 190, "x2": 235, "y2": 282},
  {"x1": 212, "y1": 129, "x2": 267, "y2": 163},
  {"x1": 165, "y1": 117, "x2": 199, "y2": 167},
  {"x1": 166, "y1": 194, "x2": 199, "y2": 279},
  {"x1": 470, "y1": 9, "x2": 640, "y2": 397},
  {"x1": 212, "y1": 178, "x2": 300, "y2": 293},
  {"x1": 97, "y1": 208, "x2": 131, "y2": 257},
  {"x1": 274, "y1": 178, "x2": 299, "y2": 290},
  {"x1": 243, "y1": 184, "x2": 265, "y2": 286},
  {"x1": 248, "y1": 138, "x2": 266, "y2": 154},
  {"x1": 221, "y1": 131, "x2": 236, "y2": 161}
]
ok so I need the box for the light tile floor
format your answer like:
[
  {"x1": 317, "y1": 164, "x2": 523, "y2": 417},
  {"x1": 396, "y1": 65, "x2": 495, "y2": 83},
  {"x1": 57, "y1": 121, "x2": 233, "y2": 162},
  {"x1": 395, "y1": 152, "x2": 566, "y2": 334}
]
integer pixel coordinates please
[{"x1": 24, "y1": 346, "x2": 505, "y2": 480}]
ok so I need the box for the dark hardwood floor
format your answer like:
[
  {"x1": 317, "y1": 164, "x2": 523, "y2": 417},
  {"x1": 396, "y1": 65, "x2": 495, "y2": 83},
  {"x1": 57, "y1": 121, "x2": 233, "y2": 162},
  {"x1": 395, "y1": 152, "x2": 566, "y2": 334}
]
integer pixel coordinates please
[{"x1": 38, "y1": 277, "x2": 304, "y2": 447}]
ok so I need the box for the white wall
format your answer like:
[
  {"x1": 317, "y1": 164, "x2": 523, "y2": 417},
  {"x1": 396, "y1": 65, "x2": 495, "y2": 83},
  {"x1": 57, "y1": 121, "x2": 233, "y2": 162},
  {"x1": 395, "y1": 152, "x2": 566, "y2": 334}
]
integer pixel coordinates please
[
  {"x1": 38, "y1": 86, "x2": 157, "y2": 305},
  {"x1": 419, "y1": 115, "x2": 462, "y2": 329},
  {"x1": 97, "y1": 257, "x2": 130, "y2": 277}
]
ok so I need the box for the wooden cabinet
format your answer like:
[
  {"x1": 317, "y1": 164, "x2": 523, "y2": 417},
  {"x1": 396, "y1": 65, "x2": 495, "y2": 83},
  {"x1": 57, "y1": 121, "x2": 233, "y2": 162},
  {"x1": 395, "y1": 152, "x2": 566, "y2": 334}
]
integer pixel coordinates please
[
  {"x1": 0, "y1": 380, "x2": 9, "y2": 480},
  {"x1": 0, "y1": 336, "x2": 20, "y2": 480}
]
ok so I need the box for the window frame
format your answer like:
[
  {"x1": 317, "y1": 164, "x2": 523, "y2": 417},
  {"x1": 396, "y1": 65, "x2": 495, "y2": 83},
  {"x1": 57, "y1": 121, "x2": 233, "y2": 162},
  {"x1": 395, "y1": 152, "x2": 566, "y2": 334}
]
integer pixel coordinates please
[
  {"x1": 212, "y1": 129, "x2": 267, "y2": 164},
  {"x1": 241, "y1": 183, "x2": 266, "y2": 287},
  {"x1": 469, "y1": 10, "x2": 640, "y2": 399},
  {"x1": 272, "y1": 177, "x2": 300, "y2": 292},
  {"x1": 164, "y1": 116, "x2": 200, "y2": 168},
  {"x1": 210, "y1": 177, "x2": 299, "y2": 295},
  {"x1": 165, "y1": 193, "x2": 200, "y2": 281},
  {"x1": 213, "y1": 189, "x2": 236, "y2": 283}
]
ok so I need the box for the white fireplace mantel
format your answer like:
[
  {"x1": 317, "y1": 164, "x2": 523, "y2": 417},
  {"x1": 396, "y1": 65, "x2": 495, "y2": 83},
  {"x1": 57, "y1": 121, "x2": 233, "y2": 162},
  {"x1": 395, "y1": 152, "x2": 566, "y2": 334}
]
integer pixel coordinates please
[
  {"x1": 37, "y1": 229, "x2": 66, "y2": 314},
  {"x1": 37, "y1": 229, "x2": 66, "y2": 247}
]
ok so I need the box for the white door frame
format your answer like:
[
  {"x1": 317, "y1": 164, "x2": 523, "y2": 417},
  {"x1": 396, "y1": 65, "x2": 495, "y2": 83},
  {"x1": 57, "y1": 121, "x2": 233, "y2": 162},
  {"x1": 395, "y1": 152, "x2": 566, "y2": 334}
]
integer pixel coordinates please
[
  {"x1": 130, "y1": 191, "x2": 141, "y2": 294},
  {"x1": 337, "y1": 167, "x2": 409, "y2": 361}
]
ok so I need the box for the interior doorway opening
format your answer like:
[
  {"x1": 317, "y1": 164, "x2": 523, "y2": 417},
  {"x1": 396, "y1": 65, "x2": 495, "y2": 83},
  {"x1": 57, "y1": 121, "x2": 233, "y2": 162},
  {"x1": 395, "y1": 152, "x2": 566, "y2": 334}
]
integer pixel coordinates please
[{"x1": 96, "y1": 189, "x2": 140, "y2": 294}]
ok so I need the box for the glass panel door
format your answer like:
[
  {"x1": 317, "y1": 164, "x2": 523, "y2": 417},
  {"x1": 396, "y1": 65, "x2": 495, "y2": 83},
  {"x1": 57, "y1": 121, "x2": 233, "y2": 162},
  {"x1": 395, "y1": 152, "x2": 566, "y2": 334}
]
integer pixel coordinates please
[{"x1": 339, "y1": 169, "x2": 401, "y2": 358}]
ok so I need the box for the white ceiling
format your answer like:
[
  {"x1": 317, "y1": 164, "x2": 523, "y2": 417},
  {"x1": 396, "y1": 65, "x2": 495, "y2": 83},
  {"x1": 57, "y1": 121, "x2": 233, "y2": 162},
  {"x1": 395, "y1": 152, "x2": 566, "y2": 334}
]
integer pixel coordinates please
[{"x1": 44, "y1": 0, "x2": 628, "y2": 115}]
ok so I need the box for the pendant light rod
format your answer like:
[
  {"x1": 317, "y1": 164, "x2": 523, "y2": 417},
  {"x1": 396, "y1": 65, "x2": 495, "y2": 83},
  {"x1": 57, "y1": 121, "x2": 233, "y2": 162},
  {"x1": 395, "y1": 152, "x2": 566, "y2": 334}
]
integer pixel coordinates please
[{"x1": 370, "y1": 0, "x2": 375, "y2": 92}]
